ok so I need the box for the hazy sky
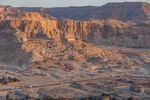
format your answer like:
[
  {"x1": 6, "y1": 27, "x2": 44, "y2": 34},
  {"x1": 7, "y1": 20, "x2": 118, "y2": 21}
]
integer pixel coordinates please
[{"x1": 0, "y1": 0, "x2": 150, "y2": 7}]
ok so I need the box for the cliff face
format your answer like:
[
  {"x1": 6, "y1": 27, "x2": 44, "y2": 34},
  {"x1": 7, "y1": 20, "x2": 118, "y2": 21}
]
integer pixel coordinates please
[
  {"x1": 143, "y1": 3, "x2": 150, "y2": 20},
  {"x1": 0, "y1": 13, "x2": 127, "y2": 66},
  {"x1": 0, "y1": 10, "x2": 149, "y2": 66},
  {"x1": 1, "y1": 12, "x2": 150, "y2": 48}
]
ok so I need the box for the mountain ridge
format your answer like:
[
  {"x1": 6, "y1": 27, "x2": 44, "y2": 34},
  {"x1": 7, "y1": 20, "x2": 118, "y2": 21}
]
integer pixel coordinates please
[
  {"x1": 0, "y1": 2, "x2": 149, "y2": 66},
  {"x1": 0, "y1": 12, "x2": 149, "y2": 48},
  {"x1": 17, "y1": 2, "x2": 150, "y2": 22}
]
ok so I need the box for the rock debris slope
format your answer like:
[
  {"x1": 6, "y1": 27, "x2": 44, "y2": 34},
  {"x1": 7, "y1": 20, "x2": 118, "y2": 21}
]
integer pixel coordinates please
[
  {"x1": 0, "y1": 12, "x2": 132, "y2": 66},
  {"x1": 0, "y1": 3, "x2": 149, "y2": 67}
]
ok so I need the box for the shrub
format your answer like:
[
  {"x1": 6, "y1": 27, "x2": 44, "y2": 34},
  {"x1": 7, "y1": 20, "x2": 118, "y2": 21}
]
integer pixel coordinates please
[
  {"x1": 68, "y1": 55, "x2": 75, "y2": 60},
  {"x1": 128, "y1": 97, "x2": 135, "y2": 100},
  {"x1": 0, "y1": 76, "x2": 20, "y2": 85},
  {"x1": 101, "y1": 93, "x2": 110, "y2": 96},
  {"x1": 43, "y1": 96, "x2": 54, "y2": 100}
]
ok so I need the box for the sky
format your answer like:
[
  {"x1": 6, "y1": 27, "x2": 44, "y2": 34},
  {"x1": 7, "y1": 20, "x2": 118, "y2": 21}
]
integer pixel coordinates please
[{"x1": 0, "y1": 0, "x2": 150, "y2": 7}]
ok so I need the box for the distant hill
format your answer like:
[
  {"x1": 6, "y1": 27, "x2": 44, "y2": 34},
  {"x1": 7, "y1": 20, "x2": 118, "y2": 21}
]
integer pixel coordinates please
[
  {"x1": 85, "y1": 2, "x2": 150, "y2": 21},
  {"x1": 0, "y1": 5, "x2": 20, "y2": 15},
  {"x1": 18, "y1": 2, "x2": 150, "y2": 21},
  {"x1": 18, "y1": 6, "x2": 97, "y2": 20}
]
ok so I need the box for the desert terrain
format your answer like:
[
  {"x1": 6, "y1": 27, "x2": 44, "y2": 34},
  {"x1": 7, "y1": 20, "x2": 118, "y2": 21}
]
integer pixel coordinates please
[{"x1": 0, "y1": 2, "x2": 149, "y2": 100}]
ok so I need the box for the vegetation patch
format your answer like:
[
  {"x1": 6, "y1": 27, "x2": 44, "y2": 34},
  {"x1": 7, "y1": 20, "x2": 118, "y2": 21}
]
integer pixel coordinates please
[{"x1": 0, "y1": 76, "x2": 20, "y2": 85}]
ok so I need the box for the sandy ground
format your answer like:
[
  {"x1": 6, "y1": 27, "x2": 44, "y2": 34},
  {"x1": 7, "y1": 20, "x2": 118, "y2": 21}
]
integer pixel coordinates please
[{"x1": 0, "y1": 45, "x2": 150, "y2": 99}]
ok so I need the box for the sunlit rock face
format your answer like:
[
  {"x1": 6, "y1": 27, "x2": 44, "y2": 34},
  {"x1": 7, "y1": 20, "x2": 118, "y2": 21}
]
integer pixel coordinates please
[
  {"x1": 7, "y1": 13, "x2": 150, "y2": 48},
  {"x1": 0, "y1": 12, "x2": 150, "y2": 46},
  {"x1": 0, "y1": 10, "x2": 150, "y2": 66}
]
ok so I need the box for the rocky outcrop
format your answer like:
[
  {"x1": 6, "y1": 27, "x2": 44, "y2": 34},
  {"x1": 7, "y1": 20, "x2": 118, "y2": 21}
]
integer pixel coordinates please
[
  {"x1": 0, "y1": 12, "x2": 150, "y2": 66},
  {"x1": 0, "y1": 12, "x2": 150, "y2": 48},
  {"x1": 0, "y1": 5, "x2": 20, "y2": 17},
  {"x1": 7, "y1": 14, "x2": 150, "y2": 48}
]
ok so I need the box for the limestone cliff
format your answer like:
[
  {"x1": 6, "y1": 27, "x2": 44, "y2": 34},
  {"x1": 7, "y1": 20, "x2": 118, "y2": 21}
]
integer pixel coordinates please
[
  {"x1": 0, "y1": 12, "x2": 150, "y2": 48},
  {"x1": 0, "y1": 12, "x2": 149, "y2": 66}
]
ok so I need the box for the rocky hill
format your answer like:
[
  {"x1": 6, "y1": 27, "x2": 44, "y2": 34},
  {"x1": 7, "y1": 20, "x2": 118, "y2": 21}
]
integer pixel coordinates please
[
  {"x1": 2, "y1": 12, "x2": 149, "y2": 48},
  {"x1": 86, "y1": 2, "x2": 150, "y2": 21},
  {"x1": 0, "y1": 5, "x2": 20, "y2": 15},
  {"x1": 0, "y1": 12, "x2": 150, "y2": 47},
  {"x1": 18, "y1": 2, "x2": 150, "y2": 22},
  {"x1": 0, "y1": 3, "x2": 150, "y2": 99},
  {"x1": 18, "y1": 6, "x2": 97, "y2": 20},
  {"x1": 0, "y1": 3, "x2": 149, "y2": 66},
  {"x1": 0, "y1": 12, "x2": 127, "y2": 66}
]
